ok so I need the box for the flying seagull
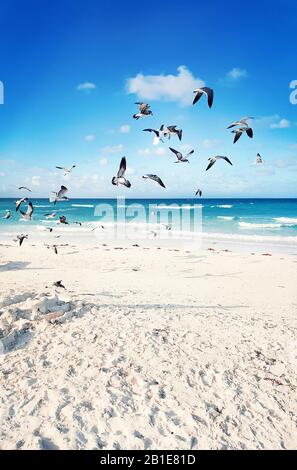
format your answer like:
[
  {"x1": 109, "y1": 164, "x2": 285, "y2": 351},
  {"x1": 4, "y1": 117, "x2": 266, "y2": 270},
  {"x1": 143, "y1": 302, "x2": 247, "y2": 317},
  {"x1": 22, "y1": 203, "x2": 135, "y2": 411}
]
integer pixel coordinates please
[
  {"x1": 56, "y1": 165, "x2": 76, "y2": 176},
  {"x1": 15, "y1": 197, "x2": 28, "y2": 212},
  {"x1": 50, "y1": 186, "x2": 69, "y2": 204},
  {"x1": 206, "y1": 156, "x2": 233, "y2": 171},
  {"x1": 163, "y1": 125, "x2": 183, "y2": 141},
  {"x1": 133, "y1": 102, "x2": 153, "y2": 120},
  {"x1": 195, "y1": 189, "x2": 202, "y2": 197},
  {"x1": 232, "y1": 126, "x2": 253, "y2": 144},
  {"x1": 59, "y1": 215, "x2": 68, "y2": 225},
  {"x1": 112, "y1": 157, "x2": 131, "y2": 188},
  {"x1": 142, "y1": 174, "x2": 166, "y2": 188},
  {"x1": 193, "y1": 87, "x2": 214, "y2": 108},
  {"x1": 20, "y1": 201, "x2": 34, "y2": 220},
  {"x1": 18, "y1": 186, "x2": 32, "y2": 192},
  {"x1": 143, "y1": 125, "x2": 165, "y2": 145},
  {"x1": 45, "y1": 212, "x2": 57, "y2": 219},
  {"x1": 169, "y1": 147, "x2": 194, "y2": 163},
  {"x1": 3, "y1": 210, "x2": 12, "y2": 219},
  {"x1": 256, "y1": 153, "x2": 263, "y2": 164},
  {"x1": 15, "y1": 234, "x2": 28, "y2": 246},
  {"x1": 227, "y1": 117, "x2": 254, "y2": 129}
]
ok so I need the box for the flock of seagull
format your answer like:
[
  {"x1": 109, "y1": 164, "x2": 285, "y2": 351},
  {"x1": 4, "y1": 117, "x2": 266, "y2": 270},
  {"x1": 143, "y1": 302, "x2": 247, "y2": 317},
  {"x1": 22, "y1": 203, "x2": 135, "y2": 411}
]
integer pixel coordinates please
[{"x1": 3, "y1": 84, "x2": 263, "y2": 248}]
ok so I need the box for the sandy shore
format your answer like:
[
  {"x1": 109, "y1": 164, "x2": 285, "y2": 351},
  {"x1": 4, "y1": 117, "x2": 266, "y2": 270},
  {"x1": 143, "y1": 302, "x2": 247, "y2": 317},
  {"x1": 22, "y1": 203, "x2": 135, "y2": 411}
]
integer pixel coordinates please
[{"x1": 0, "y1": 242, "x2": 296, "y2": 449}]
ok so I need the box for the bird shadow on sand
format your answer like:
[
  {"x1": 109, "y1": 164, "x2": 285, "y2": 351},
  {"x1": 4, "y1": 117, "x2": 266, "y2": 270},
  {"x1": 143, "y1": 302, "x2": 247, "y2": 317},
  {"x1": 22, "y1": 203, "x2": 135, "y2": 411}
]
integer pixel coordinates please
[
  {"x1": 0, "y1": 262, "x2": 53, "y2": 272},
  {"x1": 0, "y1": 261, "x2": 31, "y2": 271}
]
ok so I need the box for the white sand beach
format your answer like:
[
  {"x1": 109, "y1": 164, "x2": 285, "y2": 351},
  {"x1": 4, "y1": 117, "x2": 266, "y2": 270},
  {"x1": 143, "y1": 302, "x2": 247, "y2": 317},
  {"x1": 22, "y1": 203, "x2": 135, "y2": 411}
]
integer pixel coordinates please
[{"x1": 0, "y1": 241, "x2": 296, "y2": 450}]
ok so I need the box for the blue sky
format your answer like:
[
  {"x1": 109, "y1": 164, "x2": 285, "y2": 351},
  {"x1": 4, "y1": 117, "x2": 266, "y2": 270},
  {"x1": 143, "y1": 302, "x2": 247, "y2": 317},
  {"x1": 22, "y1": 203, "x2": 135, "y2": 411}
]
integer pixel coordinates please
[{"x1": 0, "y1": 0, "x2": 296, "y2": 198}]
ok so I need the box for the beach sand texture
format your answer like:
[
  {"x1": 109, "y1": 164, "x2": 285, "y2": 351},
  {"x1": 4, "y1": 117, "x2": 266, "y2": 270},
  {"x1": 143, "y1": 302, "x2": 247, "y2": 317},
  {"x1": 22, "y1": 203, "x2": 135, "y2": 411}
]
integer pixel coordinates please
[{"x1": 0, "y1": 243, "x2": 296, "y2": 449}]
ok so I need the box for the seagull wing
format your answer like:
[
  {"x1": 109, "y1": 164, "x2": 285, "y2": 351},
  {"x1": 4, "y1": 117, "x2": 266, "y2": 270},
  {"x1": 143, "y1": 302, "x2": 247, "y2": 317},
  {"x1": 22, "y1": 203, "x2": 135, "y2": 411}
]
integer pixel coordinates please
[
  {"x1": 186, "y1": 149, "x2": 195, "y2": 158},
  {"x1": 202, "y1": 87, "x2": 214, "y2": 108},
  {"x1": 205, "y1": 159, "x2": 216, "y2": 171},
  {"x1": 117, "y1": 157, "x2": 127, "y2": 178},
  {"x1": 246, "y1": 127, "x2": 253, "y2": 138},
  {"x1": 146, "y1": 174, "x2": 166, "y2": 188},
  {"x1": 193, "y1": 89, "x2": 204, "y2": 105},
  {"x1": 143, "y1": 128, "x2": 158, "y2": 136},
  {"x1": 26, "y1": 202, "x2": 34, "y2": 216},
  {"x1": 57, "y1": 186, "x2": 68, "y2": 198},
  {"x1": 233, "y1": 130, "x2": 242, "y2": 144},
  {"x1": 169, "y1": 147, "x2": 182, "y2": 160},
  {"x1": 219, "y1": 156, "x2": 233, "y2": 165}
]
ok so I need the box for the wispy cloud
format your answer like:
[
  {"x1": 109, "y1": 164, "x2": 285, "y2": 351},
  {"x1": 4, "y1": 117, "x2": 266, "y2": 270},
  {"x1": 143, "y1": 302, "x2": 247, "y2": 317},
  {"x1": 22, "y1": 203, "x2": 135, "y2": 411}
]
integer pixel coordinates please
[
  {"x1": 100, "y1": 144, "x2": 124, "y2": 155},
  {"x1": 31, "y1": 175, "x2": 41, "y2": 187},
  {"x1": 127, "y1": 65, "x2": 204, "y2": 106},
  {"x1": 77, "y1": 82, "x2": 96, "y2": 91},
  {"x1": 226, "y1": 67, "x2": 247, "y2": 81},
  {"x1": 99, "y1": 158, "x2": 108, "y2": 166},
  {"x1": 119, "y1": 124, "x2": 131, "y2": 134},
  {"x1": 84, "y1": 134, "x2": 96, "y2": 142},
  {"x1": 270, "y1": 118, "x2": 291, "y2": 129},
  {"x1": 202, "y1": 139, "x2": 220, "y2": 149}
]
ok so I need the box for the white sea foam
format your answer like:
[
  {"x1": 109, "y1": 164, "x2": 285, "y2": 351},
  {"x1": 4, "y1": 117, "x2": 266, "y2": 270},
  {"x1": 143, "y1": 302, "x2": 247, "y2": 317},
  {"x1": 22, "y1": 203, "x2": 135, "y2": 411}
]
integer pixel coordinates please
[
  {"x1": 239, "y1": 222, "x2": 282, "y2": 229},
  {"x1": 273, "y1": 217, "x2": 297, "y2": 225},
  {"x1": 217, "y1": 216, "x2": 235, "y2": 221},
  {"x1": 71, "y1": 204, "x2": 94, "y2": 208}
]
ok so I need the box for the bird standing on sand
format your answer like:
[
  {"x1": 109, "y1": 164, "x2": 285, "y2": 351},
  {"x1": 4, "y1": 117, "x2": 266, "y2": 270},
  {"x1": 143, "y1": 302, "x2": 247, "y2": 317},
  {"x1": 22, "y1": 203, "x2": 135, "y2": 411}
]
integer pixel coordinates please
[
  {"x1": 133, "y1": 102, "x2": 153, "y2": 120},
  {"x1": 206, "y1": 156, "x2": 233, "y2": 171},
  {"x1": 193, "y1": 87, "x2": 214, "y2": 108},
  {"x1": 53, "y1": 280, "x2": 65, "y2": 289},
  {"x1": 56, "y1": 165, "x2": 76, "y2": 176},
  {"x1": 169, "y1": 147, "x2": 194, "y2": 163},
  {"x1": 20, "y1": 201, "x2": 34, "y2": 220},
  {"x1": 112, "y1": 157, "x2": 131, "y2": 188},
  {"x1": 142, "y1": 174, "x2": 166, "y2": 188}
]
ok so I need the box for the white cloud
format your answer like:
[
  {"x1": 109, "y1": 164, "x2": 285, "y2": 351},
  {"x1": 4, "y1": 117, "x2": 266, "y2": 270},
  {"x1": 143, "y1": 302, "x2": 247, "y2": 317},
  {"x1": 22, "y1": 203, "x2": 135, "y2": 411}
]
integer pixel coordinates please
[
  {"x1": 100, "y1": 144, "x2": 124, "y2": 155},
  {"x1": 31, "y1": 175, "x2": 40, "y2": 187},
  {"x1": 0, "y1": 171, "x2": 5, "y2": 177},
  {"x1": 154, "y1": 147, "x2": 166, "y2": 156},
  {"x1": 99, "y1": 158, "x2": 108, "y2": 166},
  {"x1": 272, "y1": 157, "x2": 297, "y2": 168},
  {"x1": 138, "y1": 148, "x2": 151, "y2": 157},
  {"x1": 84, "y1": 134, "x2": 96, "y2": 142},
  {"x1": 77, "y1": 82, "x2": 96, "y2": 91},
  {"x1": 270, "y1": 118, "x2": 291, "y2": 129},
  {"x1": 127, "y1": 65, "x2": 205, "y2": 106},
  {"x1": 202, "y1": 139, "x2": 220, "y2": 149},
  {"x1": 226, "y1": 68, "x2": 247, "y2": 81},
  {"x1": 126, "y1": 167, "x2": 135, "y2": 176},
  {"x1": 119, "y1": 124, "x2": 131, "y2": 134}
]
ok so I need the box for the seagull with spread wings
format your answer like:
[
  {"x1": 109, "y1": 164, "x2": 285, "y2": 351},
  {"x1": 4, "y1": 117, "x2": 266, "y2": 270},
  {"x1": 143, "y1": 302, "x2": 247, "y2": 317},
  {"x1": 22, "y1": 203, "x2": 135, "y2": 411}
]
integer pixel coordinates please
[
  {"x1": 169, "y1": 147, "x2": 194, "y2": 163},
  {"x1": 193, "y1": 87, "x2": 214, "y2": 108},
  {"x1": 232, "y1": 126, "x2": 253, "y2": 144},
  {"x1": 50, "y1": 186, "x2": 69, "y2": 204},
  {"x1": 143, "y1": 125, "x2": 165, "y2": 145},
  {"x1": 18, "y1": 186, "x2": 32, "y2": 192},
  {"x1": 206, "y1": 156, "x2": 233, "y2": 171},
  {"x1": 56, "y1": 165, "x2": 76, "y2": 176},
  {"x1": 133, "y1": 102, "x2": 153, "y2": 120},
  {"x1": 20, "y1": 201, "x2": 34, "y2": 220},
  {"x1": 142, "y1": 174, "x2": 166, "y2": 188},
  {"x1": 112, "y1": 157, "x2": 131, "y2": 188}
]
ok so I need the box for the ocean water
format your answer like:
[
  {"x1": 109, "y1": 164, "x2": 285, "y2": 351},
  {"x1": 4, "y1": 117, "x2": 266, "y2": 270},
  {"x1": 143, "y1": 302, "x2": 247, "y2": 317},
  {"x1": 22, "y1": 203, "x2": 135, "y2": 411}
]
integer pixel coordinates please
[{"x1": 1, "y1": 197, "x2": 297, "y2": 250}]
